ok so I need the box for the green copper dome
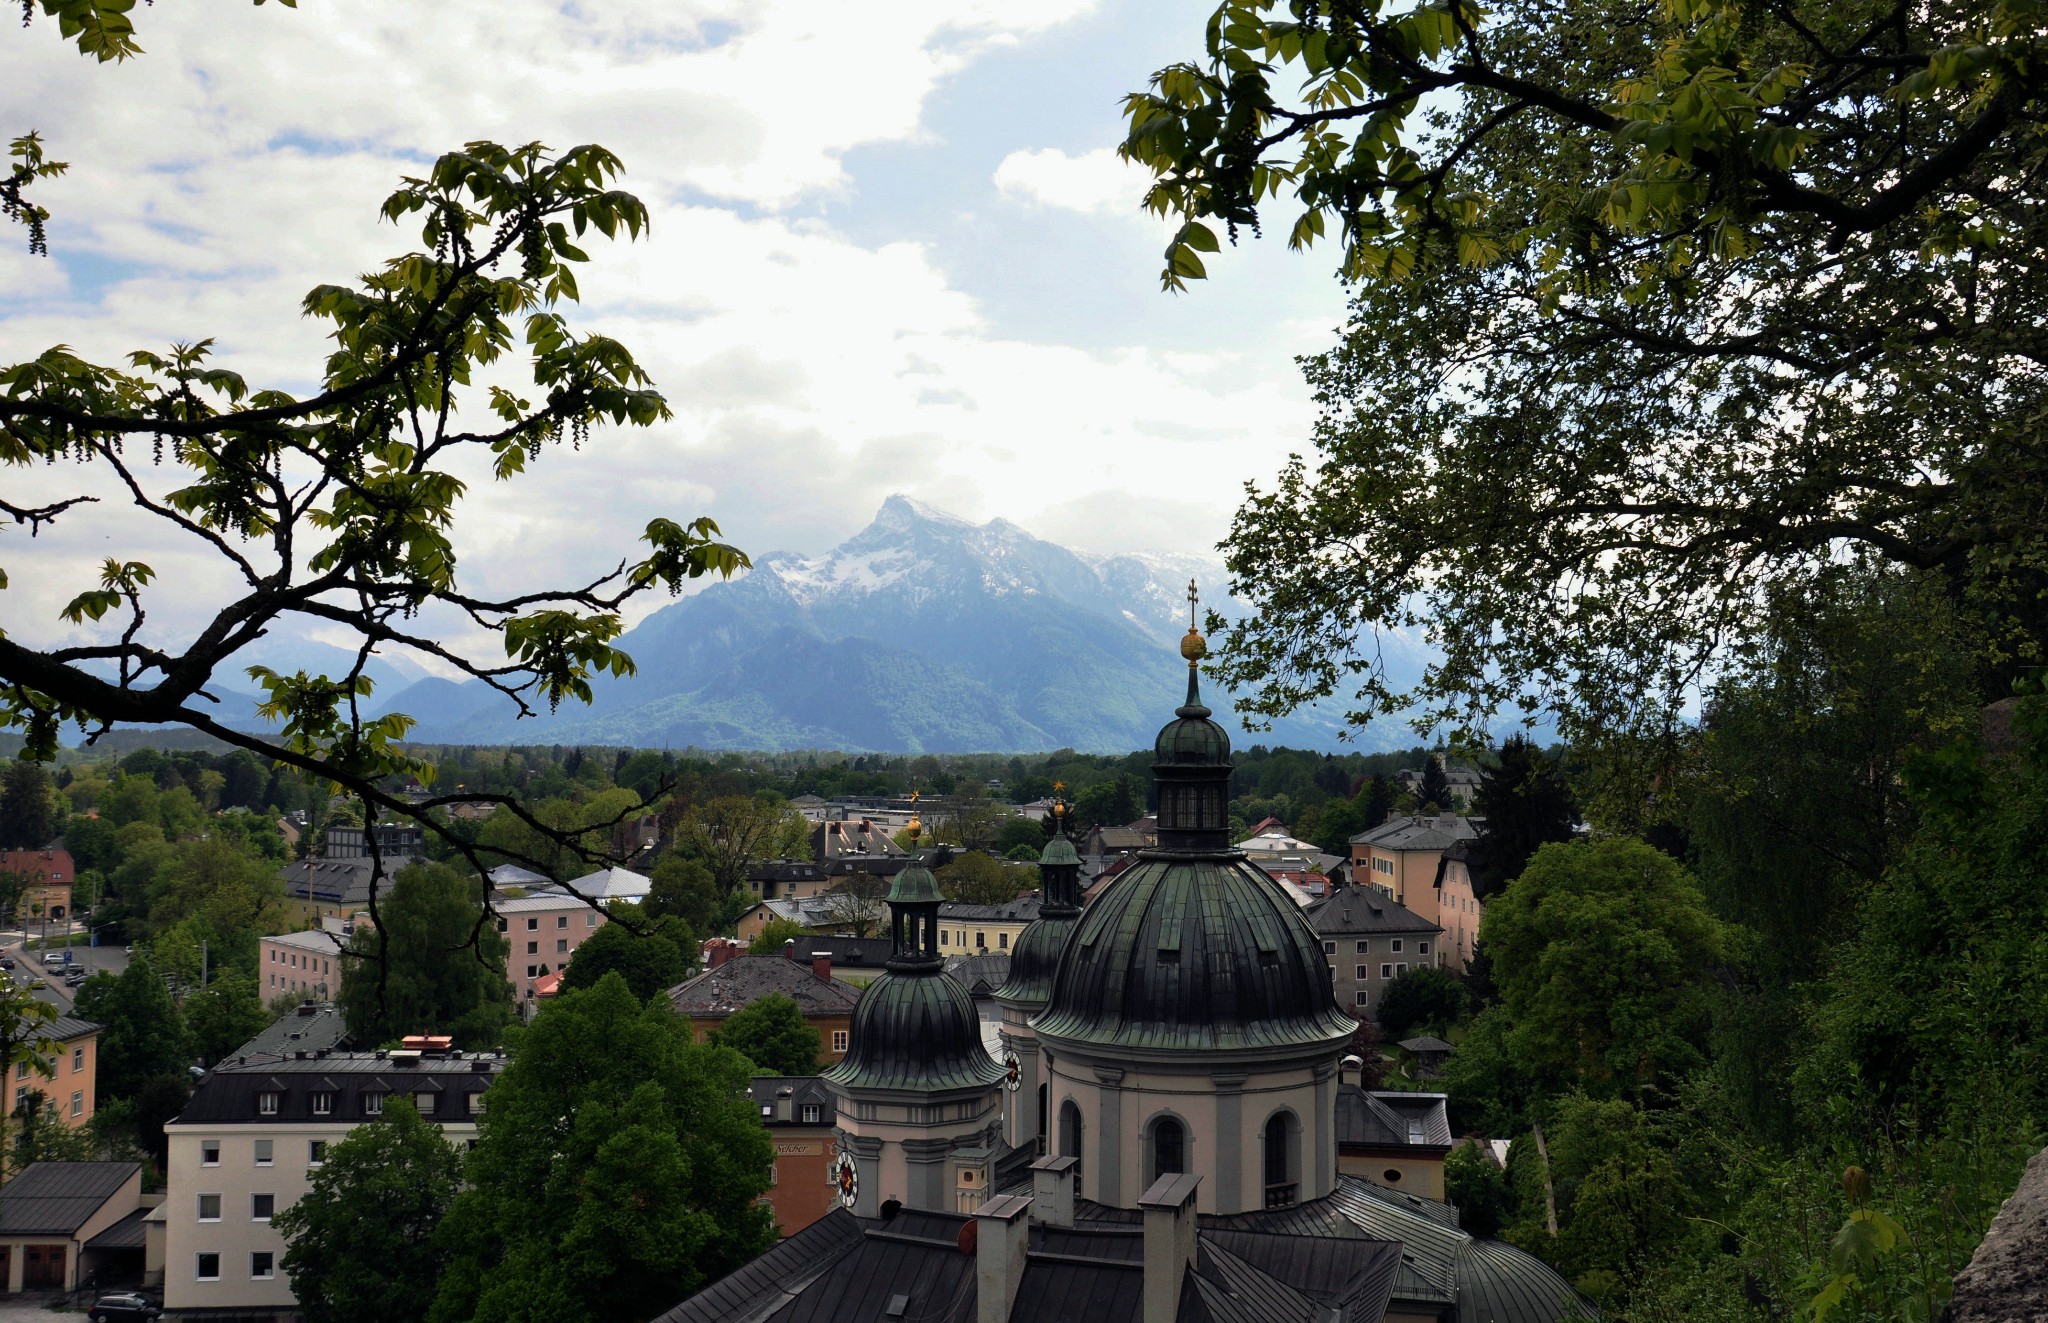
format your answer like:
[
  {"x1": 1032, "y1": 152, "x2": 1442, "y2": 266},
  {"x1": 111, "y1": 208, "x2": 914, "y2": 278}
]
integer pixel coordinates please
[
  {"x1": 997, "y1": 815, "x2": 1084, "y2": 1009},
  {"x1": 887, "y1": 856, "x2": 944, "y2": 905},
  {"x1": 1154, "y1": 666, "x2": 1231, "y2": 766},
  {"x1": 823, "y1": 968, "x2": 1007, "y2": 1093},
  {"x1": 1038, "y1": 834, "x2": 1080, "y2": 868}
]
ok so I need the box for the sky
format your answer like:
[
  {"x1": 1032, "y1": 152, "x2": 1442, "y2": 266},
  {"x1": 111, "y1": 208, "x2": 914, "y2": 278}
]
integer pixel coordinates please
[{"x1": 0, "y1": 0, "x2": 1351, "y2": 658}]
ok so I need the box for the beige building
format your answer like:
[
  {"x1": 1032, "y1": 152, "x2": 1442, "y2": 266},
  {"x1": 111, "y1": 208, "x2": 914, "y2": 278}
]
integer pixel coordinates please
[
  {"x1": 1306, "y1": 886, "x2": 1444, "y2": 1020},
  {"x1": 0, "y1": 1161, "x2": 143, "y2": 1293},
  {"x1": 936, "y1": 897, "x2": 1039, "y2": 957},
  {"x1": 163, "y1": 1047, "x2": 499, "y2": 1320},
  {"x1": 1349, "y1": 814, "x2": 1480, "y2": 933}
]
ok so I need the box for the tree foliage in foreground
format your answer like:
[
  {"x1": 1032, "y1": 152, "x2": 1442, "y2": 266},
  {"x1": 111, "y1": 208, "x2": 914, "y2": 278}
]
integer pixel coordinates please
[
  {"x1": 430, "y1": 974, "x2": 776, "y2": 1323},
  {"x1": 712, "y1": 992, "x2": 820, "y2": 1078},
  {"x1": 274, "y1": 1097, "x2": 460, "y2": 1323},
  {"x1": 559, "y1": 905, "x2": 692, "y2": 1003},
  {"x1": 1123, "y1": 0, "x2": 2048, "y2": 743}
]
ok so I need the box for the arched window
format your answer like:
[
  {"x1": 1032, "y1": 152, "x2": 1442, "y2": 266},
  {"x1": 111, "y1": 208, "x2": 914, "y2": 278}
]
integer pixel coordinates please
[
  {"x1": 1059, "y1": 1099, "x2": 1083, "y2": 1171},
  {"x1": 1150, "y1": 1116, "x2": 1186, "y2": 1181},
  {"x1": 1264, "y1": 1112, "x2": 1298, "y2": 1208},
  {"x1": 1036, "y1": 1083, "x2": 1050, "y2": 1156}
]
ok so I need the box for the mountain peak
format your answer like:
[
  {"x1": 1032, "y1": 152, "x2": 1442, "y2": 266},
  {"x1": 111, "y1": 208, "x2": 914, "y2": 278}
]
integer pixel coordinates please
[{"x1": 875, "y1": 493, "x2": 975, "y2": 531}]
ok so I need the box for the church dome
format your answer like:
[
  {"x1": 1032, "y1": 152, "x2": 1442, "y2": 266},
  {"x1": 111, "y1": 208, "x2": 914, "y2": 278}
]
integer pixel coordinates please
[
  {"x1": 998, "y1": 910, "x2": 1074, "y2": 1008},
  {"x1": 1031, "y1": 850, "x2": 1356, "y2": 1054},
  {"x1": 824, "y1": 967, "x2": 1006, "y2": 1093}
]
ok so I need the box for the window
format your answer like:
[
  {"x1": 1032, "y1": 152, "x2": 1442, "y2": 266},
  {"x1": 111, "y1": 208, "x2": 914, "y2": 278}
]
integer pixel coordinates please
[
  {"x1": 1380, "y1": 964, "x2": 1393, "y2": 979},
  {"x1": 999, "y1": 933, "x2": 1009, "y2": 950},
  {"x1": 312, "y1": 1092, "x2": 332, "y2": 1116},
  {"x1": 1354, "y1": 965, "x2": 1368, "y2": 980},
  {"x1": 251, "y1": 1252, "x2": 274, "y2": 1280},
  {"x1": 70, "y1": 1090, "x2": 82, "y2": 1117},
  {"x1": 201, "y1": 1141, "x2": 221, "y2": 1166},
  {"x1": 831, "y1": 1030, "x2": 849, "y2": 1053},
  {"x1": 198, "y1": 1193, "x2": 222, "y2": 1221},
  {"x1": 254, "y1": 1140, "x2": 272, "y2": 1166},
  {"x1": 13, "y1": 1060, "x2": 24, "y2": 1080},
  {"x1": 496, "y1": 919, "x2": 508, "y2": 932},
  {"x1": 1355, "y1": 939, "x2": 1370, "y2": 953},
  {"x1": 251, "y1": 1193, "x2": 274, "y2": 1221},
  {"x1": 466, "y1": 1093, "x2": 484, "y2": 1115},
  {"x1": 195, "y1": 1253, "x2": 220, "y2": 1282},
  {"x1": 527, "y1": 941, "x2": 538, "y2": 955},
  {"x1": 800, "y1": 1104, "x2": 821, "y2": 1124},
  {"x1": 1419, "y1": 941, "x2": 1431, "y2": 955},
  {"x1": 526, "y1": 917, "x2": 539, "y2": 931},
  {"x1": 1322, "y1": 941, "x2": 1335, "y2": 955},
  {"x1": 1396, "y1": 962, "x2": 1408, "y2": 975},
  {"x1": 1264, "y1": 1113, "x2": 1298, "y2": 1208},
  {"x1": 557, "y1": 915, "x2": 569, "y2": 928},
  {"x1": 308, "y1": 1140, "x2": 326, "y2": 1165},
  {"x1": 1151, "y1": 1116, "x2": 1187, "y2": 1180},
  {"x1": 1059, "y1": 1100, "x2": 1083, "y2": 1171},
  {"x1": 556, "y1": 939, "x2": 568, "y2": 953},
  {"x1": 939, "y1": 931, "x2": 948, "y2": 947},
  {"x1": 1391, "y1": 938, "x2": 1403, "y2": 953},
  {"x1": 257, "y1": 1091, "x2": 278, "y2": 1115},
  {"x1": 416, "y1": 1091, "x2": 436, "y2": 1113},
  {"x1": 363, "y1": 1093, "x2": 383, "y2": 1116},
  {"x1": 586, "y1": 912, "x2": 599, "y2": 927},
  {"x1": 71, "y1": 1047, "x2": 84, "y2": 1072},
  {"x1": 975, "y1": 931, "x2": 986, "y2": 948},
  {"x1": 1354, "y1": 990, "x2": 1370, "y2": 1007}
]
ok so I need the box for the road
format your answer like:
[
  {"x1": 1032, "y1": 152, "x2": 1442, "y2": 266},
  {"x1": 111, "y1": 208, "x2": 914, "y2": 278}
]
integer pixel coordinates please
[{"x1": 1, "y1": 930, "x2": 132, "y2": 1013}]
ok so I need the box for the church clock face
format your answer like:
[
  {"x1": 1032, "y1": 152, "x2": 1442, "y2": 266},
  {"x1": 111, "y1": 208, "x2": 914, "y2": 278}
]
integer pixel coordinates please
[
  {"x1": 1003, "y1": 1052, "x2": 1021, "y2": 1091},
  {"x1": 834, "y1": 1154, "x2": 859, "y2": 1208}
]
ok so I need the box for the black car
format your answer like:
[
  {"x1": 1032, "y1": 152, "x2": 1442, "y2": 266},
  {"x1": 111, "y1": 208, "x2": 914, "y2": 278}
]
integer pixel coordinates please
[
  {"x1": 0, "y1": 955, "x2": 13, "y2": 970},
  {"x1": 88, "y1": 1293, "x2": 160, "y2": 1323}
]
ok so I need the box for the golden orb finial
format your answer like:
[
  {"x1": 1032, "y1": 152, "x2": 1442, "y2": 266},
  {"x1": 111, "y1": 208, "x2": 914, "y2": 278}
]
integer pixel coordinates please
[
  {"x1": 1181, "y1": 578, "x2": 1207, "y2": 665},
  {"x1": 907, "y1": 789, "x2": 921, "y2": 843}
]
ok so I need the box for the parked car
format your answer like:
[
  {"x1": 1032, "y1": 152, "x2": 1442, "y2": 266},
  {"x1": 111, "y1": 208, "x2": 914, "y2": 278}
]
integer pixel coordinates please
[
  {"x1": 63, "y1": 971, "x2": 87, "y2": 987},
  {"x1": 0, "y1": 955, "x2": 14, "y2": 971},
  {"x1": 88, "y1": 1292, "x2": 161, "y2": 1323},
  {"x1": 40, "y1": 950, "x2": 67, "y2": 967}
]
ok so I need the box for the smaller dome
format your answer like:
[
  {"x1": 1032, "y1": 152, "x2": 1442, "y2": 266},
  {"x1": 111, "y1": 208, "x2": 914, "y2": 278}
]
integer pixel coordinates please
[
  {"x1": 888, "y1": 857, "x2": 944, "y2": 905},
  {"x1": 1154, "y1": 666, "x2": 1231, "y2": 766},
  {"x1": 824, "y1": 970, "x2": 1007, "y2": 1093},
  {"x1": 1039, "y1": 834, "x2": 1080, "y2": 867},
  {"x1": 996, "y1": 908, "x2": 1078, "y2": 1008}
]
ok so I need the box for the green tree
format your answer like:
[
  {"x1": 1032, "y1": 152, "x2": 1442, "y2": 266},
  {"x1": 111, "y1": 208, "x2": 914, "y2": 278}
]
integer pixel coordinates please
[
  {"x1": 1444, "y1": 1142, "x2": 1515, "y2": 1241},
  {"x1": 1471, "y1": 738, "x2": 1577, "y2": 900},
  {"x1": 1478, "y1": 838, "x2": 1725, "y2": 1101},
  {"x1": 338, "y1": 863, "x2": 514, "y2": 1050},
  {"x1": 274, "y1": 1097, "x2": 462, "y2": 1323},
  {"x1": 679, "y1": 796, "x2": 810, "y2": 897},
  {"x1": 146, "y1": 834, "x2": 287, "y2": 943},
  {"x1": 1376, "y1": 965, "x2": 1468, "y2": 1040},
  {"x1": 184, "y1": 969, "x2": 270, "y2": 1064},
  {"x1": 935, "y1": 850, "x2": 1020, "y2": 907},
  {"x1": 430, "y1": 975, "x2": 776, "y2": 1323},
  {"x1": 9, "y1": 1099, "x2": 95, "y2": 1177},
  {"x1": 711, "y1": 993, "x2": 820, "y2": 1077},
  {"x1": 559, "y1": 913, "x2": 691, "y2": 1003},
  {"x1": 0, "y1": 979, "x2": 58, "y2": 1157},
  {"x1": 994, "y1": 814, "x2": 1048, "y2": 857},
  {"x1": 1126, "y1": 0, "x2": 2048, "y2": 743},
  {"x1": 1418, "y1": 757, "x2": 1451, "y2": 812},
  {"x1": 1310, "y1": 794, "x2": 1362, "y2": 858},
  {"x1": 71, "y1": 958, "x2": 189, "y2": 1103},
  {"x1": 644, "y1": 855, "x2": 717, "y2": 934},
  {"x1": 1, "y1": 20, "x2": 748, "y2": 870},
  {"x1": 0, "y1": 759, "x2": 56, "y2": 849},
  {"x1": 746, "y1": 918, "x2": 810, "y2": 956}
]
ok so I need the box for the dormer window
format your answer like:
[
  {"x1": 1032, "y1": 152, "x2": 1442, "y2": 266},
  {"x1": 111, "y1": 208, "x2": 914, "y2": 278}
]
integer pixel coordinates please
[
  {"x1": 312, "y1": 1092, "x2": 332, "y2": 1116},
  {"x1": 363, "y1": 1092, "x2": 384, "y2": 1116},
  {"x1": 257, "y1": 1092, "x2": 279, "y2": 1116}
]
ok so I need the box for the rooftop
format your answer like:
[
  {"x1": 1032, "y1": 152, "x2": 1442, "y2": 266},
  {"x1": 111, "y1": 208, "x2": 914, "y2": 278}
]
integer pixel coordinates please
[
  {"x1": 1306, "y1": 887, "x2": 1442, "y2": 937},
  {"x1": 668, "y1": 954, "x2": 864, "y2": 1019},
  {"x1": 230, "y1": 1001, "x2": 351, "y2": 1059},
  {"x1": 0, "y1": 1162, "x2": 140, "y2": 1236},
  {"x1": 1350, "y1": 815, "x2": 1482, "y2": 852}
]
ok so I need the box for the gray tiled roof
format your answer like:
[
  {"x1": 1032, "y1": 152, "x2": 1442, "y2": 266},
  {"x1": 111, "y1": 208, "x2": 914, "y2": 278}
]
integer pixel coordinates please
[
  {"x1": 231, "y1": 1002, "x2": 351, "y2": 1059},
  {"x1": 938, "y1": 896, "x2": 1041, "y2": 923},
  {"x1": 667, "y1": 955, "x2": 863, "y2": 1019},
  {"x1": 748, "y1": 1076, "x2": 838, "y2": 1128},
  {"x1": 1306, "y1": 888, "x2": 1441, "y2": 937},
  {"x1": 84, "y1": 1206, "x2": 150, "y2": 1249},
  {"x1": 1336, "y1": 1087, "x2": 1453, "y2": 1151},
  {"x1": 0, "y1": 1161, "x2": 139, "y2": 1235},
  {"x1": 1349, "y1": 815, "x2": 1482, "y2": 852}
]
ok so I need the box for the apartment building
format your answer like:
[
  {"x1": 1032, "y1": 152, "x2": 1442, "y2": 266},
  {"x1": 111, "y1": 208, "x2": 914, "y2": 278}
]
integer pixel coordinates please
[
  {"x1": 1305, "y1": 884, "x2": 1443, "y2": 1021},
  {"x1": 494, "y1": 894, "x2": 608, "y2": 1004},
  {"x1": 11, "y1": 1016, "x2": 99, "y2": 1129},
  {"x1": 162, "y1": 1046, "x2": 500, "y2": 1321},
  {"x1": 258, "y1": 929, "x2": 348, "y2": 1002}
]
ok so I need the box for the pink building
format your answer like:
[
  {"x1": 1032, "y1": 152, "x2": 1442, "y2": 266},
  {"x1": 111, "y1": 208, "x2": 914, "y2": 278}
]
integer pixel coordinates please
[
  {"x1": 261, "y1": 929, "x2": 347, "y2": 1001},
  {"x1": 495, "y1": 895, "x2": 608, "y2": 1005}
]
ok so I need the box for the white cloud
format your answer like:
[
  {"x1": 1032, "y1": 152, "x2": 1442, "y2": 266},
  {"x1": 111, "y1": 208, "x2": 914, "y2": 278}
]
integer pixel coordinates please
[
  {"x1": 0, "y1": 0, "x2": 1341, "y2": 674},
  {"x1": 993, "y1": 145, "x2": 1147, "y2": 216}
]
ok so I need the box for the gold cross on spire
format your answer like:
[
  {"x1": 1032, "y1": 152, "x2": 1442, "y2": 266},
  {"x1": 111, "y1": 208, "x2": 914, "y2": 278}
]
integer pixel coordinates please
[
  {"x1": 1187, "y1": 579, "x2": 1199, "y2": 630},
  {"x1": 1180, "y1": 580, "x2": 1207, "y2": 664}
]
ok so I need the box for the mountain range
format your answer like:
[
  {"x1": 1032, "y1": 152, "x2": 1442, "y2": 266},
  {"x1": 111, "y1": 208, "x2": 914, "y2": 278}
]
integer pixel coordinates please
[{"x1": 227, "y1": 496, "x2": 1438, "y2": 754}]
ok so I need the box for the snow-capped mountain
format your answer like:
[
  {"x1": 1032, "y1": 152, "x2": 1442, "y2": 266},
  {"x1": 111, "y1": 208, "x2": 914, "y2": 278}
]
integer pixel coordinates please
[{"x1": 403, "y1": 495, "x2": 1429, "y2": 753}]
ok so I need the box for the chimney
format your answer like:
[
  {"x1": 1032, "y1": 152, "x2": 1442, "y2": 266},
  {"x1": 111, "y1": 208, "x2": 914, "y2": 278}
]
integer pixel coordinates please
[
  {"x1": 811, "y1": 951, "x2": 832, "y2": 981},
  {"x1": 974, "y1": 1193, "x2": 1032, "y2": 1323},
  {"x1": 1139, "y1": 1174, "x2": 1201, "y2": 1323},
  {"x1": 1029, "y1": 1155, "x2": 1077, "y2": 1227},
  {"x1": 784, "y1": 938, "x2": 798, "y2": 961}
]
